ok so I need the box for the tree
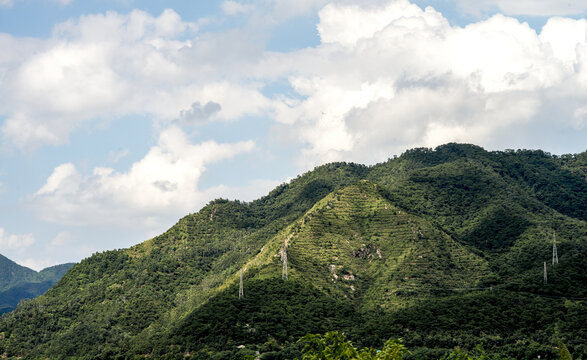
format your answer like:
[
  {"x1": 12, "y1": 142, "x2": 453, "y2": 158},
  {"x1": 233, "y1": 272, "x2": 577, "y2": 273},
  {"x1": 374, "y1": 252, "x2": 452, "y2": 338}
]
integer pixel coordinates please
[
  {"x1": 298, "y1": 332, "x2": 358, "y2": 360},
  {"x1": 558, "y1": 341, "x2": 573, "y2": 360},
  {"x1": 297, "y1": 332, "x2": 409, "y2": 360}
]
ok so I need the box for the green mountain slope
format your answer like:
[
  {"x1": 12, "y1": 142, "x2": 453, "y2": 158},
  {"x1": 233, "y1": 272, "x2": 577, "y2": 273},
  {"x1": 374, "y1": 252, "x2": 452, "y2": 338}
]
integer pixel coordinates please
[
  {"x1": 0, "y1": 144, "x2": 585, "y2": 360},
  {"x1": 253, "y1": 181, "x2": 492, "y2": 309},
  {"x1": 0, "y1": 255, "x2": 74, "y2": 314},
  {"x1": 0, "y1": 254, "x2": 38, "y2": 292}
]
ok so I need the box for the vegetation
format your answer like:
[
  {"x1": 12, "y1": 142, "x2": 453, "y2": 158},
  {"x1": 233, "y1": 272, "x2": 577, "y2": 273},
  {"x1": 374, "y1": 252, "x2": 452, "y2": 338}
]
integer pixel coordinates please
[
  {"x1": 0, "y1": 255, "x2": 74, "y2": 314},
  {"x1": 295, "y1": 332, "x2": 575, "y2": 360},
  {"x1": 298, "y1": 332, "x2": 410, "y2": 360},
  {"x1": 0, "y1": 144, "x2": 585, "y2": 359}
]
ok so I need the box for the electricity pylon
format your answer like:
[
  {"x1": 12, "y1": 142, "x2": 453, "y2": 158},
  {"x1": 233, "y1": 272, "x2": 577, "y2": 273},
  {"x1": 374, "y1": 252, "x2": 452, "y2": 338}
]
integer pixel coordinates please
[
  {"x1": 239, "y1": 269, "x2": 244, "y2": 299},
  {"x1": 552, "y1": 232, "x2": 558, "y2": 265},
  {"x1": 281, "y1": 248, "x2": 288, "y2": 280}
]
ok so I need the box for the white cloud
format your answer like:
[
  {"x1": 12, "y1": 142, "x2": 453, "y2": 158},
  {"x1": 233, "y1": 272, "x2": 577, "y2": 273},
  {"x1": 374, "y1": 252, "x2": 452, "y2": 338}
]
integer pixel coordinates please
[
  {"x1": 5, "y1": 0, "x2": 587, "y2": 239},
  {"x1": 0, "y1": 0, "x2": 74, "y2": 7},
  {"x1": 0, "y1": 9, "x2": 273, "y2": 151},
  {"x1": 457, "y1": 0, "x2": 587, "y2": 17},
  {"x1": 221, "y1": 1, "x2": 252, "y2": 15},
  {"x1": 0, "y1": 227, "x2": 35, "y2": 252},
  {"x1": 3, "y1": 0, "x2": 587, "y2": 269},
  {"x1": 29, "y1": 126, "x2": 256, "y2": 231},
  {"x1": 258, "y1": 0, "x2": 587, "y2": 167},
  {"x1": 2, "y1": 3, "x2": 585, "y2": 158},
  {"x1": 539, "y1": 17, "x2": 587, "y2": 67},
  {"x1": 50, "y1": 231, "x2": 72, "y2": 247},
  {"x1": 317, "y1": 0, "x2": 443, "y2": 46}
]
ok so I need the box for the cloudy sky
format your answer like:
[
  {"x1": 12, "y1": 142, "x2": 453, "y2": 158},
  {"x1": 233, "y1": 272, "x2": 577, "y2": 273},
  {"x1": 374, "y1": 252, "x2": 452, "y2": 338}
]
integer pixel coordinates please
[{"x1": 1, "y1": 0, "x2": 586, "y2": 270}]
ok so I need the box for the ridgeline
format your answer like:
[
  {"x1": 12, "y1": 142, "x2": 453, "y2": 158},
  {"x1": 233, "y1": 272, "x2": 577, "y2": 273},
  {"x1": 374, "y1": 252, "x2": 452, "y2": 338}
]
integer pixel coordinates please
[{"x1": 0, "y1": 144, "x2": 585, "y2": 359}]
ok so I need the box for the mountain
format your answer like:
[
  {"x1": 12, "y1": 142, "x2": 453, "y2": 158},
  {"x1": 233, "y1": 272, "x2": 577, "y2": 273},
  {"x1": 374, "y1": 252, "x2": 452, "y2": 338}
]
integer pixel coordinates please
[
  {"x1": 0, "y1": 144, "x2": 585, "y2": 360},
  {"x1": 0, "y1": 254, "x2": 38, "y2": 292},
  {"x1": 0, "y1": 254, "x2": 74, "y2": 314}
]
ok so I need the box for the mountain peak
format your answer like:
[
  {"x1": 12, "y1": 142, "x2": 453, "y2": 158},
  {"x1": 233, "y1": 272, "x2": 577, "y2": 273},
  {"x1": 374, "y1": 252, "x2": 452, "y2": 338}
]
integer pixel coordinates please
[{"x1": 1, "y1": 145, "x2": 585, "y2": 359}]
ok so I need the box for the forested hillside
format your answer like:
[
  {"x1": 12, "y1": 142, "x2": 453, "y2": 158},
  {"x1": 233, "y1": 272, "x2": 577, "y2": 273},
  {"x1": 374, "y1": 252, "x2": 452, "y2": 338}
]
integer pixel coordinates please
[
  {"x1": 0, "y1": 144, "x2": 585, "y2": 359},
  {"x1": 0, "y1": 255, "x2": 74, "y2": 314}
]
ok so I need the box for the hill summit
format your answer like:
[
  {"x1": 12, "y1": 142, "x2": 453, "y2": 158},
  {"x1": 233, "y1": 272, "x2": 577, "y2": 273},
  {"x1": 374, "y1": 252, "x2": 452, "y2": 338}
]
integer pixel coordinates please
[{"x1": 0, "y1": 143, "x2": 585, "y2": 359}]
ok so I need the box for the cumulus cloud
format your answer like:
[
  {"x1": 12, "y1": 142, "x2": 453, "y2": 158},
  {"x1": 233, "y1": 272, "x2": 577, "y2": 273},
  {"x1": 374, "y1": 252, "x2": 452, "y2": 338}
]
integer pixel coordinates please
[
  {"x1": 4, "y1": 1, "x2": 587, "y2": 159},
  {"x1": 29, "y1": 126, "x2": 256, "y2": 231},
  {"x1": 457, "y1": 0, "x2": 587, "y2": 17},
  {"x1": 0, "y1": 9, "x2": 274, "y2": 151},
  {"x1": 4, "y1": 0, "x2": 587, "y2": 270},
  {"x1": 317, "y1": 0, "x2": 441, "y2": 46},
  {"x1": 7, "y1": 0, "x2": 587, "y2": 236},
  {"x1": 258, "y1": 0, "x2": 587, "y2": 167},
  {"x1": 0, "y1": 227, "x2": 35, "y2": 252}
]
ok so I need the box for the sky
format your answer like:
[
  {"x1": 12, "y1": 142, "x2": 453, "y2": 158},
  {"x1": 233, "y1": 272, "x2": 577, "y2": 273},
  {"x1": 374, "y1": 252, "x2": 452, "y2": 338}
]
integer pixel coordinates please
[{"x1": 0, "y1": 0, "x2": 586, "y2": 270}]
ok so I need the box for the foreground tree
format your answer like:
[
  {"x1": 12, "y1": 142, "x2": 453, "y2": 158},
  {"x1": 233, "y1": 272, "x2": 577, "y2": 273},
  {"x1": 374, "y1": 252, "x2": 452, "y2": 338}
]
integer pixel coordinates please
[
  {"x1": 297, "y1": 331, "x2": 409, "y2": 360},
  {"x1": 297, "y1": 332, "x2": 574, "y2": 360}
]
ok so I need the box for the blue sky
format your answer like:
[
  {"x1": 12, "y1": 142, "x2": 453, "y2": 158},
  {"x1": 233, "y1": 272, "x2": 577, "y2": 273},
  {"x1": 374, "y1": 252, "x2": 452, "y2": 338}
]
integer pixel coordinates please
[{"x1": 1, "y1": 0, "x2": 586, "y2": 270}]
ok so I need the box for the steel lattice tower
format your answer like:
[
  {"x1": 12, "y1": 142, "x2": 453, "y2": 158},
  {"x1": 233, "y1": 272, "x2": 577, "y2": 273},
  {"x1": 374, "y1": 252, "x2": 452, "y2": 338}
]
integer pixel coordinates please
[
  {"x1": 281, "y1": 248, "x2": 288, "y2": 280},
  {"x1": 552, "y1": 232, "x2": 558, "y2": 265},
  {"x1": 239, "y1": 269, "x2": 244, "y2": 299}
]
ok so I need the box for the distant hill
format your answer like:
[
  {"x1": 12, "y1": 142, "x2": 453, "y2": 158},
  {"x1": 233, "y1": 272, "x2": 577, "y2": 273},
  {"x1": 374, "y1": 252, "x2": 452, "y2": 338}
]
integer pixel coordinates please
[
  {"x1": 0, "y1": 254, "x2": 38, "y2": 292},
  {"x1": 0, "y1": 254, "x2": 74, "y2": 314},
  {"x1": 0, "y1": 144, "x2": 585, "y2": 360}
]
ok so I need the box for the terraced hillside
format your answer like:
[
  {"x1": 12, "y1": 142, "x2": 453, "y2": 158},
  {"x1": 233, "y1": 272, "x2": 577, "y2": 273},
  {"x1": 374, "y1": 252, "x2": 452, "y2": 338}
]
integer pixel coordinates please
[
  {"x1": 0, "y1": 144, "x2": 585, "y2": 360},
  {"x1": 267, "y1": 181, "x2": 492, "y2": 309}
]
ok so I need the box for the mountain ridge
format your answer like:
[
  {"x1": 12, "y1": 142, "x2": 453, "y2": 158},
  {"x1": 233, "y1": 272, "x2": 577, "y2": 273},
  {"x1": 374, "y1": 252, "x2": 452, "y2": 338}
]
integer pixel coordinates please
[{"x1": 0, "y1": 143, "x2": 585, "y2": 359}]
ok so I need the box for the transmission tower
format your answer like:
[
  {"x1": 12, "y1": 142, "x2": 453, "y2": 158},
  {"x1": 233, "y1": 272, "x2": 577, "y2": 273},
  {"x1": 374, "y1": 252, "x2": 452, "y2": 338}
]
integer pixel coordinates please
[
  {"x1": 239, "y1": 269, "x2": 244, "y2": 299},
  {"x1": 552, "y1": 231, "x2": 558, "y2": 265},
  {"x1": 281, "y1": 247, "x2": 288, "y2": 280},
  {"x1": 543, "y1": 261, "x2": 547, "y2": 285}
]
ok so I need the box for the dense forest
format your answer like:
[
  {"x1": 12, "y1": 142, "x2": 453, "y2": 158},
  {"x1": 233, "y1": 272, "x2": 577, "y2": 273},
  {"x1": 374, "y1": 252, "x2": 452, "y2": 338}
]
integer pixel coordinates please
[{"x1": 0, "y1": 143, "x2": 585, "y2": 359}]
